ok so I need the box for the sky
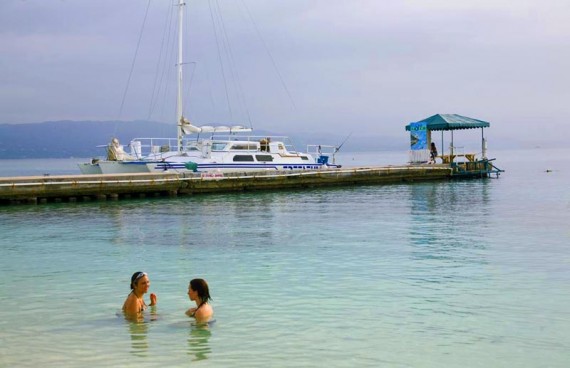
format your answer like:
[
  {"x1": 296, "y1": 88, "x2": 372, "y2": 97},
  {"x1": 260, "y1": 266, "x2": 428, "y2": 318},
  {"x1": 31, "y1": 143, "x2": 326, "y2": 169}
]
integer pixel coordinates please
[{"x1": 1, "y1": 0, "x2": 569, "y2": 147}]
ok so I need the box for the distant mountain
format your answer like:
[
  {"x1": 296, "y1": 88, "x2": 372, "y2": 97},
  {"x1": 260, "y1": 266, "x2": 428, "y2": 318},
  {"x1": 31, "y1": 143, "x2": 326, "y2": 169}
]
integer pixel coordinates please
[
  {"x1": 0, "y1": 120, "x2": 176, "y2": 159},
  {"x1": 0, "y1": 120, "x2": 406, "y2": 159}
]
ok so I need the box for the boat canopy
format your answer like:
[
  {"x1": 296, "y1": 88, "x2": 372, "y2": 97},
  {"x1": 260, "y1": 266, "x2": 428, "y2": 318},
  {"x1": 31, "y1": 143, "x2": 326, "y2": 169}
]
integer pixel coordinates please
[
  {"x1": 405, "y1": 114, "x2": 490, "y2": 131},
  {"x1": 180, "y1": 117, "x2": 252, "y2": 135}
]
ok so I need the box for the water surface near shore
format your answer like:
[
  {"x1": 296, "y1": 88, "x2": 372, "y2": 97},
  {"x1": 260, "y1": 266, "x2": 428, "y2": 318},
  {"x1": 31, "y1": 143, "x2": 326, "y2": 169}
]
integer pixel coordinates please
[{"x1": 0, "y1": 148, "x2": 569, "y2": 367}]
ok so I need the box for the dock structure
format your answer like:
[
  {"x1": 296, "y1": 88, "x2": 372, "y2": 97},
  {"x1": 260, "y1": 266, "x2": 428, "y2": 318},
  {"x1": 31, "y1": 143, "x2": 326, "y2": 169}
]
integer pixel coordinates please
[{"x1": 0, "y1": 165, "x2": 458, "y2": 206}]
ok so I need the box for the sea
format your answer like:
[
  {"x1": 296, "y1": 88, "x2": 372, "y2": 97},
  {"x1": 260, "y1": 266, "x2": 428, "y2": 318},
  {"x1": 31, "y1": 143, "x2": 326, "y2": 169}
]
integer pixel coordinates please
[{"x1": 0, "y1": 148, "x2": 569, "y2": 368}]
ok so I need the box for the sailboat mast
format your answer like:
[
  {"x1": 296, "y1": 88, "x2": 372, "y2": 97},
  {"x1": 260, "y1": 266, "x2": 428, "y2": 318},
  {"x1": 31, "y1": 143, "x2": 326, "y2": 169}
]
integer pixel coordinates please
[{"x1": 176, "y1": 0, "x2": 185, "y2": 152}]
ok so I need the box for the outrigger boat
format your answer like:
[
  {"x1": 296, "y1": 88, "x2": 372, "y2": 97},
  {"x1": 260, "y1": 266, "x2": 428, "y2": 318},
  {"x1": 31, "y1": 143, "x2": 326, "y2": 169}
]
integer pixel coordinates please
[{"x1": 79, "y1": 0, "x2": 339, "y2": 175}]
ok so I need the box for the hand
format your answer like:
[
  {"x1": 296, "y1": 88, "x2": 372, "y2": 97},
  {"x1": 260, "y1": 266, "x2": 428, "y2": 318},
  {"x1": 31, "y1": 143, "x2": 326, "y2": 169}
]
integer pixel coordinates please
[
  {"x1": 149, "y1": 293, "x2": 157, "y2": 306},
  {"x1": 185, "y1": 307, "x2": 196, "y2": 317}
]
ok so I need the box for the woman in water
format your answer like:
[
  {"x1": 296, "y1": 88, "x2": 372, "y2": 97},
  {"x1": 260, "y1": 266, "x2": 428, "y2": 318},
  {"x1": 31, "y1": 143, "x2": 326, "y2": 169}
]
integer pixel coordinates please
[
  {"x1": 185, "y1": 278, "x2": 213, "y2": 323},
  {"x1": 123, "y1": 271, "x2": 157, "y2": 315}
]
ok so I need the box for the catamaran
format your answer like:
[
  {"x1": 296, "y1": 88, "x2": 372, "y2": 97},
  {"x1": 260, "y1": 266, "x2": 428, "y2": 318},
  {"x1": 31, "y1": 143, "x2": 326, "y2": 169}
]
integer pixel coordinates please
[{"x1": 79, "y1": 0, "x2": 339, "y2": 175}]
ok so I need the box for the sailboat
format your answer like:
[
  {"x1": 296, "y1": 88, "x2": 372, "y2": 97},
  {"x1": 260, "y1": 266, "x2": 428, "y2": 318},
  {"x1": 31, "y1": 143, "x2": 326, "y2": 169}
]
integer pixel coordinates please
[{"x1": 78, "y1": 0, "x2": 339, "y2": 175}]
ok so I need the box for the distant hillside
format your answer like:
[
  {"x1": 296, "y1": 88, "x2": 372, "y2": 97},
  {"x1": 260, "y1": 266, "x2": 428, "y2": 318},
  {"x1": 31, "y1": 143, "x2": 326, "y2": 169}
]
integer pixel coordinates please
[
  {"x1": 0, "y1": 120, "x2": 406, "y2": 159},
  {"x1": 0, "y1": 120, "x2": 176, "y2": 159}
]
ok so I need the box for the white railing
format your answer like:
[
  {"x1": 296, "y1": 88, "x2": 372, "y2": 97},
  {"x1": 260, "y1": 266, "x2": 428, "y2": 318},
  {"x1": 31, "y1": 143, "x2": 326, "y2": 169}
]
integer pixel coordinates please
[
  {"x1": 306, "y1": 144, "x2": 337, "y2": 155},
  {"x1": 307, "y1": 145, "x2": 339, "y2": 165},
  {"x1": 129, "y1": 138, "x2": 198, "y2": 158},
  {"x1": 449, "y1": 145, "x2": 464, "y2": 156}
]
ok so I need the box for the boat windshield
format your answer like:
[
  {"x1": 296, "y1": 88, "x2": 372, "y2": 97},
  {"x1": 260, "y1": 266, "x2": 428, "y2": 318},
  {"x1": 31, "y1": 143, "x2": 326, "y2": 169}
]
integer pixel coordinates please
[
  {"x1": 211, "y1": 142, "x2": 229, "y2": 151},
  {"x1": 229, "y1": 143, "x2": 258, "y2": 151}
]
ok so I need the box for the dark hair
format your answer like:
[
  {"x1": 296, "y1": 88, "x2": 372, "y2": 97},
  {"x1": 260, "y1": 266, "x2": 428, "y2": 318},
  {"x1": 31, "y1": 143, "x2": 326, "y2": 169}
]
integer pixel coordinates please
[
  {"x1": 130, "y1": 271, "x2": 147, "y2": 290},
  {"x1": 190, "y1": 278, "x2": 212, "y2": 304}
]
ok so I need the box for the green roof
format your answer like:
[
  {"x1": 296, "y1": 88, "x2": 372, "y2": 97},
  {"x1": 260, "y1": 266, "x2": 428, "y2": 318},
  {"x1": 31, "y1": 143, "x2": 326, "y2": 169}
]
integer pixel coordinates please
[{"x1": 405, "y1": 114, "x2": 491, "y2": 131}]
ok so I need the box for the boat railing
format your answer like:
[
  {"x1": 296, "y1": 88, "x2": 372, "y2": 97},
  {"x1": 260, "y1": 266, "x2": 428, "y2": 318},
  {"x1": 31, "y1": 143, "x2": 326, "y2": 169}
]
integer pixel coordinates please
[
  {"x1": 208, "y1": 134, "x2": 301, "y2": 153},
  {"x1": 307, "y1": 144, "x2": 338, "y2": 165},
  {"x1": 128, "y1": 135, "x2": 306, "y2": 157},
  {"x1": 306, "y1": 144, "x2": 337, "y2": 155},
  {"x1": 209, "y1": 134, "x2": 293, "y2": 145},
  {"x1": 129, "y1": 137, "x2": 199, "y2": 158}
]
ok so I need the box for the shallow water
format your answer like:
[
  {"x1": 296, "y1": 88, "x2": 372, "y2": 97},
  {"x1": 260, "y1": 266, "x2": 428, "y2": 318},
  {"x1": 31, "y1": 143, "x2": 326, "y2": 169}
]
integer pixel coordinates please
[{"x1": 0, "y1": 149, "x2": 569, "y2": 367}]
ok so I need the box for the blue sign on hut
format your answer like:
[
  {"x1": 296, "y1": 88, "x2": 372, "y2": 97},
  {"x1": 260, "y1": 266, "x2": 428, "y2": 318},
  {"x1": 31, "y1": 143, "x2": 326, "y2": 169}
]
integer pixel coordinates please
[{"x1": 405, "y1": 114, "x2": 490, "y2": 164}]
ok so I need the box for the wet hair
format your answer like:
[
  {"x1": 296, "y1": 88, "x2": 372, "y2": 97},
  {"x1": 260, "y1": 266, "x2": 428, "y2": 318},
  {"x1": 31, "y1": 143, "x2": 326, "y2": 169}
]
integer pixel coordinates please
[
  {"x1": 190, "y1": 278, "x2": 212, "y2": 304},
  {"x1": 130, "y1": 271, "x2": 147, "y2": 290}
]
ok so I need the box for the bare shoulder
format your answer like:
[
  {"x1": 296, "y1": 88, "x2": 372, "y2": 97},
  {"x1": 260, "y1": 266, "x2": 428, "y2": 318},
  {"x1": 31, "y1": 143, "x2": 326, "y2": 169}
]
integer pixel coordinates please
[
  {"x1": 195, "y1": 304, "x2": 214, "y2": 323},
  {"x1": 123, "y1": 294, "x2": 141, "y2": 314}
]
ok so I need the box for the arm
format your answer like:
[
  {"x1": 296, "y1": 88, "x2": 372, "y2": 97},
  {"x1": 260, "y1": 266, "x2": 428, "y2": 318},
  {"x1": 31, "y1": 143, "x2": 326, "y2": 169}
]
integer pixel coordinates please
[
  {"x1": 185, "y1": 307, "x2": 196, "y2": 317},
  {"x1": 149, "y1": 293, "x2": 157, "y2": 307}
]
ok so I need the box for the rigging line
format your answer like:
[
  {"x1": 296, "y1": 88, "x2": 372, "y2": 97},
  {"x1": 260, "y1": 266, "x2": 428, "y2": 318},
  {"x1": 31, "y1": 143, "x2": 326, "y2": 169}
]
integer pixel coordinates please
[
  {"x1": 155, "y1": 2, "x2": 176, "y2": 122},
  {"x1": 157, "y1": 6, "x2": 178, "y2": 122},
  {"x1": 201, "y1": 61, "x2": 219, "y2": 123},
  {"x1": 213, "y1": 1, "x2": 239, "y2": 115},
  {"x1": 185, "y1": 62, "x2": 197, "y2": 114},
  {"x1": 214, "y1": 0, "x2": 253, "y2": 129},
  {"x1": 183, "y1": 2, "x2": 193, "y2": 119},
  {"x1": 239, "y1": 0, "x2": 296, "y2": 110},
  {"x1": 148, "y1": 1, "x2": 175, "y2": 121},
  {"x1": 208, "y1": 0, "x2": 233, "y2": 119},
  {"x1": 117, "y1": 0, "x2": 152, "y2": 122}
]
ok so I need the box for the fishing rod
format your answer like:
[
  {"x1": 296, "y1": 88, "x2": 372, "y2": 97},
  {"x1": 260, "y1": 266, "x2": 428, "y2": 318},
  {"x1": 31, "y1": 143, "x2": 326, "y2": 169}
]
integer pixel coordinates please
[{"x1": 335, "y1": 132, "x2": 353, "y2": 153}]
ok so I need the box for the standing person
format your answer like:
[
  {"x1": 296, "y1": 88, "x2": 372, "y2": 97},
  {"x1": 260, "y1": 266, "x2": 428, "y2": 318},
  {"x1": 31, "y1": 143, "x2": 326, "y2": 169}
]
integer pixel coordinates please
[
  {"x1": 430, "y1": 142, "x2": 438, "y2": 163},
  {"x1": 186, "y1": 278, "x2": 214, "y2": 323},
  {"x1": 123, "y1": 271, "x2": 157, "y2": 315}
]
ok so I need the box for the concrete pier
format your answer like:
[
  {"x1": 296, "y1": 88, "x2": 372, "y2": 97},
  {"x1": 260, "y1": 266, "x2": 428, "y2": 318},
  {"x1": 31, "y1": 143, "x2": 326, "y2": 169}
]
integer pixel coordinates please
[{"x1": 0, "y1": 165, "x2": 453, "y2": 206}]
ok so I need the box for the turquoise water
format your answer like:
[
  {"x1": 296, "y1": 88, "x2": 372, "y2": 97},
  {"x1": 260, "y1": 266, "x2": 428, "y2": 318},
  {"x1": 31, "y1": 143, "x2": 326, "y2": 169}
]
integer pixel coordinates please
[{"x1": 0, "y1": 149, "x2": 569, "y2": 367}]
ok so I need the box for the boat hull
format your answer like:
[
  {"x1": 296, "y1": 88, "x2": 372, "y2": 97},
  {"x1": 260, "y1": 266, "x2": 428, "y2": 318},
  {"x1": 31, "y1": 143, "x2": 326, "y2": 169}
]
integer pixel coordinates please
[
  {"x1": 146, "y1": 161, "x2": 324, "y2": 173},
  {"x1": 78, "y1": 163, "x2": 103, "y2": 175},
  {"x1": 97, "y1": 161, "x2": 152, "y2": 174}
]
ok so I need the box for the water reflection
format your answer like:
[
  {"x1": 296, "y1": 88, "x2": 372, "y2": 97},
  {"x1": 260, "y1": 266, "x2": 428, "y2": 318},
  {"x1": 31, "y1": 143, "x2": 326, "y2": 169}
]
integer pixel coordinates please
[
  {"x1": 407, "y1": 181, "x2": 491, "y2": 253},
  {"x1": 124, "y1": 309, "x2": 157, "y2": 357},
  {"x1": 127, "y1": 320, "x2": 149, "y2": 357},
  {"x1": 187, "y1": 323, "x2": 212, "y2": 361},
  {"x1": 101, "y1": 193, "x2": 288, "y2": 250}
]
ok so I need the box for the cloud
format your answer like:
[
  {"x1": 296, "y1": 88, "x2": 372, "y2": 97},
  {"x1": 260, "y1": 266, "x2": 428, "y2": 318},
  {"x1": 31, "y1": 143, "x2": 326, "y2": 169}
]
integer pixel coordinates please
[{"x1": 0, "y1": 0, "x2": 568, "y2": 144}]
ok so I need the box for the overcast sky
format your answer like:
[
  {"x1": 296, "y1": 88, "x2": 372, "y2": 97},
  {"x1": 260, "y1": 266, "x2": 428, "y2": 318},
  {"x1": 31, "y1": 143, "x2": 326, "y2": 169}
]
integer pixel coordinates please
[{"x1": 1, "y1": 0, "x2": 568, "y2": 145}]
